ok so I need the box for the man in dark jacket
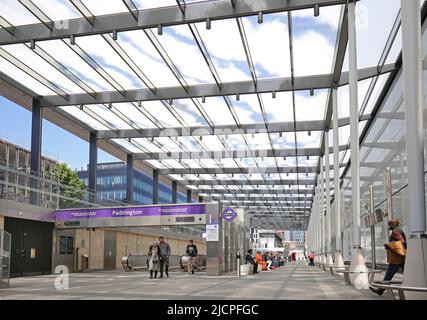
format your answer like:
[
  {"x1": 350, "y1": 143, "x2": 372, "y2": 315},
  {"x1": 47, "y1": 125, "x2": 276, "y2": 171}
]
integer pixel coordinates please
[
  {"x1": 186, "y1": 240, "x2": 198, "y2": 274},
  {"x1": 158, "y1": 236, "x2": 171, "y2": 278},
  {"x1": 245, "y1": 249, "x2": 258, "y2": 274}
]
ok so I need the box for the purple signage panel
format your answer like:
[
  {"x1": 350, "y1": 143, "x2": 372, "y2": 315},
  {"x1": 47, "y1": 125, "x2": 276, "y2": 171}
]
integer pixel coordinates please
[
  {"x1": 56, "y1": 204, "x2": 206, "y2": 221},
  {"x1": 222, "y1": 207, "x2": 237, "y2": 222}
]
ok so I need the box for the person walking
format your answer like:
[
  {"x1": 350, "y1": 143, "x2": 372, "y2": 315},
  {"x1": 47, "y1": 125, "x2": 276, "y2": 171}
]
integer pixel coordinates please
[
  {"x1": 147, "y1": 241, "x2": 160, "y2": 279},
  {"x1": 245, "y1": 249, "x2": 258, "y2": 274},
  {"x1": 186, "y1": 239, "x2": 198, "y2": 274},
  {"x1": 370, "y1": 229, "x2": 406, "y2": 296},
  {"x1": 158, "y1": 236, "x2": 171, "y2": 278}
]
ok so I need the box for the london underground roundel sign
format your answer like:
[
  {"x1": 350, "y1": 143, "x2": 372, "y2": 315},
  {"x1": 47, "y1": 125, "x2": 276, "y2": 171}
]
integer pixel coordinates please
[{"x1": 222, "y1": 207, "x2": 237, "y2": 222}]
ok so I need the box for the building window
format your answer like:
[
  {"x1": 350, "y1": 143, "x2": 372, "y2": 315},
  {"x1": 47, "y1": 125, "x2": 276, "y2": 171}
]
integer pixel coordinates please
[
  {"x1": 67, "y1": 237, "x2": 74, "y2": 255},
  {"x1": 59, "y1": 236, "x2": 67, "y2": 254}
]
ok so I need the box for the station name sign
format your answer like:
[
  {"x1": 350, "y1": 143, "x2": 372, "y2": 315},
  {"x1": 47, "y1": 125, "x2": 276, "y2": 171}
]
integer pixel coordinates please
[{"x1": 55, "y1": 204, "x2": 206, "y2": 221}]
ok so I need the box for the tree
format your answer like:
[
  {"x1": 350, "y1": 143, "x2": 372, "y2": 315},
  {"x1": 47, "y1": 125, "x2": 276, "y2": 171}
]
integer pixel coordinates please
[{"x1": 57, "y1": 163, "x2": 86, "y2": 209}]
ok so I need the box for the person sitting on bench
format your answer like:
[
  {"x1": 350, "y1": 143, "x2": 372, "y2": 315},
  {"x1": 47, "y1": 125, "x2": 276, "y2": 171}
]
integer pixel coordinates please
[{"x1": 245, "y1": 249, "x2": 258, "y2": 274}]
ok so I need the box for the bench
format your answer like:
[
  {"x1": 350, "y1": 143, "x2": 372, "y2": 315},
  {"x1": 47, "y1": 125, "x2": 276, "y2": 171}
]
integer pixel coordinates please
[
  {"x1": 323, "y1": 264, "x2": 345, "y2": 275},
  {"x1": 240, "y1": 264, "x2": 254, "y2": 276},
  {"x1": 334, "y1": 269, "x2": 382, "y2": 285},
  {"x1": 370, "y1": 281, "x2": 427, "y2": 300}
]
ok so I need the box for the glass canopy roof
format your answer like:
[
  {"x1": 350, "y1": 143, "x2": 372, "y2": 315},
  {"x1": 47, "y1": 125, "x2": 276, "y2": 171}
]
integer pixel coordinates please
[{"x1": 0, "y1": 0, "x2": 407, "y2": 230}]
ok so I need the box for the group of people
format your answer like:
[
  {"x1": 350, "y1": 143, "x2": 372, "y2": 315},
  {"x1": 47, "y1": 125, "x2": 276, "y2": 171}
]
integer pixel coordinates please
[
  {"x1": 146, "y1": 237, "x2": 198, "y2": 279},
  {"x1": 245, "y1": 249, "x2": 284, "y2": 273}
]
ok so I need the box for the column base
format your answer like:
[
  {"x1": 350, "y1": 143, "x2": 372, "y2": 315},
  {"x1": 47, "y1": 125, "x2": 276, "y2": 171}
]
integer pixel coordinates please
[
  {"x1": 332, "y1": 251, "x2": 345, "y2": 275},
  {"x1": 403, "y1": 236, "x2": 427, "y2": 300},
  {"x1": 326, "y1": 253, "x2": 334, "y2": 265},
  {"x1": 350, "y1": 247, "x2": 369, "y2": 290}
]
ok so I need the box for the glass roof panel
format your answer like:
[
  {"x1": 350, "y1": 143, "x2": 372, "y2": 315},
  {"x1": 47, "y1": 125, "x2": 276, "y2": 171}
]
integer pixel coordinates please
[
  {"x1": 180, "y1": 159, "x2": 203, "y2": 169},
  {"x1": 243, "y1": 133, "x2": 272, "y2": 150},
  {"x1": 36, "y1": 40, "x2": 115, "y2": 92},
  {"x1": 292, "y1": 6, "x2": 340, "y2": 76},
  {"x1": 154, "y1": 137, "x2": 186, "y2": 152},
  {"x1": 115, "y1": 30, "x2": 181, "y2": 88},
  {"x1": 131, "y1": 138, "x2": 163, "y2": 153},
  {"x1": 230, "y1": 94, "x2": 264, "y2": 124},
  {"x1": 112, "y1": 103, "x2": 156, "y2": 128},
  {"x1": 196, "y1": 97, "x2": 235, "y2": 125},
  {"x1": 271, "y1": 132, "x2": 296, "y2": 149},
  {"x1": 295, "y1": 89, "x2": 328, "y2": 121},
  {"x1": 89, "y1": 105, "x2": 133, "y2": 129},
  {"x1": 241, "y1": 12, "x2": 291, "y2": 78},
  {"x1": 139, "y1": 101, "x2": 182, "y2": 127},
  {"x1": 32, "y1": 0, "x2": 81, "y2": 20},
  {"x1": 296, "y1": 131, "x2": 322, "y2": 149},
  {"x1": 194, "y1": 19, "x2": 251, "y2": 82},
  {"x1": 80, "y1": 0, "x2": 127, "y2": 15},
  {"x1": 1, "y1": 44, "x2": 86, "y2": 94},
  {"x1": 153, "y1": 24, "x2": 215, "y2": 84},
  {"x1": 74, "y1": 35, "x2": 146, "y2": 90},
  {"x1": 58, "y1": 106, "x2": 109, "y2": 130},
  {"x1": 262, "y1": 91, "x2": 294, "y2": 123},
  {"x1": 132, "y1": 0, "x2": 177, "y2": 10},
  {"x1": 111, "y1": 138, "x2": 143, "y2": 153},
  {"x1": 145, "y1": 160, "x2": 168, "y2": 169},
  {"x1": 0, "y1": 1, "x2": 40, "y2": 25},
  {"x1": 198, "y1": 135, "x2": 226, "y2": 151},
  {"x1": 0, "y1": 57, "x2": 57, "y2": 95},
  {"x1": 169, "y1": 99, "x2": 208, "y2": 126}
]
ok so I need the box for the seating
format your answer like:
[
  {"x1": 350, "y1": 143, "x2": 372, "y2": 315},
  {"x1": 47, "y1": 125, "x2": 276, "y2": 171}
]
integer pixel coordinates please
[
  {"x1": 334, "y1": 269, "x2": 382, "y2": 285},
  {"x1": 240, "y1": 264, "x2": 253, "y2": 276},
  {"x1": 370, "y1": 281, "x2": 427, "y2": 300}
]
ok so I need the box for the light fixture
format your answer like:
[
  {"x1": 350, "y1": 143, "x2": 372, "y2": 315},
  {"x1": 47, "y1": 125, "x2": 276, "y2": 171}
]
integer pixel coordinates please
[
  {"x1": 138, "y1": 100, "x2": 142, "y2": 108},
  {"x1": 128, "y1": 138, "x2": 131, "y2": 143},
  {"x1": 272, "y1": 91, "x2": 276, "y2": 99},
  {"x1": 158, "y1": 24, "x2": 163, "y2": 35},
  {"x1": 307, "y1": 155, "x2": 309, "y2": 160},
  {"x1": 314, "y1": 4, "x2": 320, "y2": 17},
  {"x1": 169, "y1": 98, "x2": 173, "y2": 105},
  {"x1": 151, "y1": 137, "x2": 155, "y2": 142},
  {"x1": 70, "y1": 34, "x2": 76, "y2": 45},
  {"x1": 236, "y1": 93, "x2": 240, "y2": 101},
  {"x1": 199, "y1": 136, "x2": 203, "y2": 140},
  {"x1": 310, "y1": 88, "x2": 314, "y2": 96},
  {"x1": 279, "y1": 132, "x2": 283, "y2": 138},
  {"x1": 283, "y1": 156, "x2": 286, "y2": 161},
  {"x1": 206, "y1": 18, "x2": 211, "y2": 30},
  {"x1": 79, "y1": 104, "x2": 84, "y2": 110},
  {"x1": 308, "y1": 130, "x2": 311, "y2": 136},
  {"x1": 258, "y1": 12, "x2": 263, "y2": 24},
  {"x1": 108, "y1": 101, "x2": 112, "y2": 109},
  {"x1": 113, "y1": 29, "x2": 118, "y2": 40},
  {"x1": 30, "y1": 39, "x2": 35, "y2": 50},
  {"x1": 202, "y1": 96, "x2": 206, "y2": 103}
]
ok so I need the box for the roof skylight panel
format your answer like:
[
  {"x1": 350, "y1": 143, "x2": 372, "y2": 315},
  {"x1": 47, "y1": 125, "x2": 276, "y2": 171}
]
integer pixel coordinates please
[
  {"x1": 168, "y1": 99, "x2": 208, "y2": 126},
  {"x1": 145, "y1": 160, "x2": 168, "y2": 169},
  {"x1": 296, "y1": 131, "x2": 322, "y2": 149},
  {"x1": 262, "y1": 91, "x2": 294, "y2": 124},
  {"x1": 294, "y1": 89, "x2": 328, "y2": 121},
  {"x1": 58, "y1": 106, "x2": 109, "y2": 130},
  {"x1": 241, "y1": 12, "x2": 291, "y2": 78},
  {"x1": 152, "y1": 24, "x2": 215, "y2": 85},
  {"x1": 0, "y1": 57, "x2": 57, "y2": 95},
  {"x1": 132, "y1": 0, "x2": 176, "y2": 10},
  {"x1": 32, "y1": 0, "x2": 82, "y2": 20},
  {"x1": 194, "y1": 18, "x2": 251, "y2": 82},
  {"x1": 131, "y1": 138, "x2": 163, "y2": 153},
  {"x1": 74, "y1": 35, "x2": 146, "y2": 90},
  {"x1": 1, "y1": 44, "x2": 86, "y2": 94},
  {"x1": 89, "y1": 104, "x2": 133, "y2": 129},
  {"x1": 292, "y1": 6, "x2": 338, "y2": 77},
  {"x1": 139, "y1": 101, "x2": 182, "y2": 127},
  {"x1": 80, "y1": 0, "x2": 127, "y2": 15},
  {"x1": 111, "y1": 138, "x2": 144, "y2": 153},
  {"x1": 154, "y1": 136, "x2": 187, "y2": 152},
  {"x1": 196, "y1": 96, "x2": 236, "y2": 125},
  {"x1": 111, "y1": 103, "x2": 156, "y2": 128},
  {"x1": 271, "y1": 132, "x2": 295, "y2": 149},
  {"x1": 116, "y1": 30, "x2": 181, "y2": 88},
  {"x1": 0, "y1": 0, "x2": 40, "y2": 25},
  {"x1": 198, "y1": 135, "x2": 225, "y2": 152},
  {"x1": 229, "y1": 94, "x2": 264, "y2": 124}
]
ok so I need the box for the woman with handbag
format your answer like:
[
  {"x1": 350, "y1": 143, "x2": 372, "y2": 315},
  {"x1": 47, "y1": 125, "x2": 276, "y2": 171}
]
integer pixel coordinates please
[{"x1": 147, "y1": 241, "x2": 160, "y2": 279}]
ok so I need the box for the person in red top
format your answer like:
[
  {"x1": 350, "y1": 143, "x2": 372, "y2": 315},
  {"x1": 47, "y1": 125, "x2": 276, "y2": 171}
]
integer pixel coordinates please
[
  {"x1": 308, "y1": 252, "x2": 315, "y2": 266},
  {"x1": 291, "y1": 252, "x2": 296, "y2": 263}
]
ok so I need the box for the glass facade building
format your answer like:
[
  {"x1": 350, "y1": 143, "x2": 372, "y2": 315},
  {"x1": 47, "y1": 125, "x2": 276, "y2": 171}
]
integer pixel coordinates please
[{"x1": 77, "y1": 162, "x2": 192, "y2": 205}]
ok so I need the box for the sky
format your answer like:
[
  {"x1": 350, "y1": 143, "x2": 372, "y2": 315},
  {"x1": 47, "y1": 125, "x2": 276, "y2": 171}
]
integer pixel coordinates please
[{"x1": 0, "y1": 0, "x2": 403, "y2": 174}]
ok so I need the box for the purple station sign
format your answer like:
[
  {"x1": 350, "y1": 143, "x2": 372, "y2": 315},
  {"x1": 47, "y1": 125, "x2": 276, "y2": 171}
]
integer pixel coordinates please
[{"x1": 55, "y1": 204, "x2": 206, "y2": 221}]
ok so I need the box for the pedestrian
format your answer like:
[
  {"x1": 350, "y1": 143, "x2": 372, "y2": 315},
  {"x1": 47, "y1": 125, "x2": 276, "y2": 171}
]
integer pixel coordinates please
[
  {"x1": 387, "y1": 218, "x2": 407, "y2": 249},
  {"x1": 147, "y1": 241, "x2": 160, "y2": 279},
  {"x1": 308, "y1": 251, "x2": 315, "y2": 266},
  {"x1": 245, "y1": 249, "x2": 258, "y2": 274},
  {"x1": 186, "y1": 239, "x2": 198, "y2": 274},
  {"x1": 158, "y1": 236, "x2": 171, "y2": 278},
  {"x1": 370, "y1": 229, "x2": 406, "y2": 296}
]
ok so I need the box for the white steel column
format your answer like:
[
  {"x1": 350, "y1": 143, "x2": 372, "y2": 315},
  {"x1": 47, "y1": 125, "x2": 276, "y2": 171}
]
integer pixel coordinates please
[
  {"x1": 348, "y1": 0, "x2": 368, "y2": 289},
  {"x1": 325, "y1": 133, "x2": 333, "y2": 266},
  {"x1": 332, "y1": 88, "x2": 345, "y2": 270},
  {"x1": 320, "y1": 157, "x2": 326, "y2": 266},
  {"x1": 401, "y1": 0, "x2": 427, "y2": 299}
]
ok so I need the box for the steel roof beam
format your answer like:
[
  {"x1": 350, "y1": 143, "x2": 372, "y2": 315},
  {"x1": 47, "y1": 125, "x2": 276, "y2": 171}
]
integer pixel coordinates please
[
  {"x1": 39, "y1": 65, "x2": 395, "y2": 106},
  {"x1": 1, "y1": 0, "x2": 348, "y2": 46}
]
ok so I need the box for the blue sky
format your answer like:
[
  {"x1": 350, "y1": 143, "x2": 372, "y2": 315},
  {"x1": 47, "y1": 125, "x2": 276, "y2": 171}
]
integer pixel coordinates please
[{"x1": 0, "y1": 96, "x2": 119, "y2": 171}]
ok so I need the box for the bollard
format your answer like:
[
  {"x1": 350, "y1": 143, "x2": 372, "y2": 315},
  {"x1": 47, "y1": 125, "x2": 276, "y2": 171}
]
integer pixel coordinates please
[{"x1": 236, "y1": 252, "x2": 241, "y2": 278}]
